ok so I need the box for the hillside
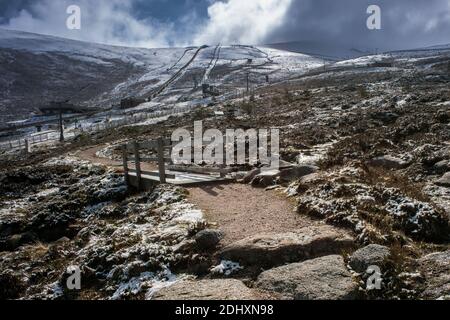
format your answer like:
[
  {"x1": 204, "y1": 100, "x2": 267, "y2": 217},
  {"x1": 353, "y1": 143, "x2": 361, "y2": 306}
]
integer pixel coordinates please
[{"x1": 0, "y1": 29, "x2": 324, "y2": 123}]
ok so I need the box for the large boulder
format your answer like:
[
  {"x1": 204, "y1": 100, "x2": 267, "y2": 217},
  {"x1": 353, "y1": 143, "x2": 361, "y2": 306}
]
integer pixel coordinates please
[
  {"x1": 219, "y1": 225, "x2": 354, "y2": 268},
  {"x1": 369, "y1": 155, "x2": 410, "y2": 170},
  {"x1": 417, "y1": 250, "x2": 450, "y2": 299},
  {"x1": 349, "y1": 244, "x2": 391, "y2": 273},
  {"x1": 256, "y1": 255, "x2": 358, "y2": 300},
  {"x1": 435, "y1": 172, "x2": 450, "y2": 188},
  {"x1": 152, "y1": 279, "x2": 273, "y2": 300}
]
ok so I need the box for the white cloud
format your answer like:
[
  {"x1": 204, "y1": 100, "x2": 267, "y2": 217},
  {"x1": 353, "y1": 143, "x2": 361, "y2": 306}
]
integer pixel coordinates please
[
  {"x1": 2, "y1": 0, "x2": 293, "y2": 47},
  {"x1": 194, "y1": 0, "x2": 293, "y2": 45},
  {"x1": 5, "y1": 0, "x2": 176, "y2": 47},
  {"x1": 3, "y1": 0, "x2": 448, "y2": 49}
]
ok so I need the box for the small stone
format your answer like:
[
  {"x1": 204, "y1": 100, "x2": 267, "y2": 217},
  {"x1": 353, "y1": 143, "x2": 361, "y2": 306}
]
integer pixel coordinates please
[
  {"x1": 434, "y1": 160, "x2": 449, "y2": 174},
  {"x1": 194, "y1": 229, "x2": 223, "y2": 251},
  {"x1": 0, "y1": 271, "x2": 26, "y2": 299},
  {"x1": 349, "y1": 244, "x2": 391, "y2": 273},
  {"x1": 279, "y1": 165, "x2": 318, "y2": 182},
  {"x1": 369, "y1": 155, "x2": 410, "y2": 170},
  {"x1": 172, "y1": 240, "x2": 196, "y2": 253},
  {"x1": 418, "y1": 250, "x2": 450, "y2": 299},
  {"x1": 435, "y1": 172, "x2": 450, "y2": 187},
  {"x1": 241, "y1": 168, "x2": 261, "y2": 184},
  {"x1": 251, "y1": 170, "x2": 281, "y2": 187}
]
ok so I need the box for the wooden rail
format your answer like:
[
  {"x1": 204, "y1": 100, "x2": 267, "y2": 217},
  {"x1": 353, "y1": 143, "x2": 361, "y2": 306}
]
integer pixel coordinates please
[
  {"x1": 121, "y1": 136, "x2": 236, "y2": 189},
  {"x1": 122, "y1": 137, "x2": 171, "y2": 190}
]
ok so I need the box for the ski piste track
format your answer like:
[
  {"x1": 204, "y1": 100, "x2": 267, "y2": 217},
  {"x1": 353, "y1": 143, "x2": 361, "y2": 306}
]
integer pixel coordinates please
[
  {"x1": 167, "y1": 48, "x2": 194, "y2": 72},
  {"x1": 148, "y1": 45, "x2": 208, "y2": 99},
  {"x1": 202, "y1": 44, "x2": 222, "y2": 84}
]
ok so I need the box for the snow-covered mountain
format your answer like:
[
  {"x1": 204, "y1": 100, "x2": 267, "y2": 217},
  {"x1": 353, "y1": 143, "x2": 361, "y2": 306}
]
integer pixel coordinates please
[
  {"x1": 265, "y1": 41, "x2": 376, "y2": 61},
  {"x1": 0, "y1": 29, "x2": 192, "y2": 122},
  {"x1": 0, "y1": 29, "x2": 325, "y2": 122}
]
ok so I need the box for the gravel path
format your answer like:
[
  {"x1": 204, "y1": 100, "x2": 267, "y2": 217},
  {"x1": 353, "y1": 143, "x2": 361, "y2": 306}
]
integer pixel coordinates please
[
  {"x1": 187, "y1": 184, "x2": 321, "y2": 246},
  {"x1": 76, "y1": 146, "x2": 322, "y2": 247},
  {"x1": 75, "y1": 145, "x2": 157, "y2": 172}
]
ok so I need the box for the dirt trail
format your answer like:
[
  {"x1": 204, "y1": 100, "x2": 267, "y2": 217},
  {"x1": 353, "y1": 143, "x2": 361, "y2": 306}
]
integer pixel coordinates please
[
  {"x1": 76, "y1": 145, "x2": 322, "y2": 247},
  {"x1": 74, "y1": 145, "x2": 157, "y2": 172},
  {"x1": 187, "y1": 184, "x2": 322, "y2": 246}
]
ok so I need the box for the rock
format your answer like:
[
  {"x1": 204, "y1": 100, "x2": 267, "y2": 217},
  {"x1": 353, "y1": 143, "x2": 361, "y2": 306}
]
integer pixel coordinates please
[
  {"x1": 256, "y1": 255, "x2": 358, "y2": 300},
  {"x1": 152, "y1": 279, "x2": 271, "y2": 300},
  {"x1": 0, "y1": 271, "x2": 26, "y2": 299},
  {"x1": 349, "y1": 244, "x2": 391, "y2": 273},
  {"x1": 435, "y1": 110, "x2": 449, "y2": 124},
  {"x1": 232, "y1": 171, "x2": 248, "y2": 181},
  {"x1": 434, "y1": 160, "x2": 449, "y2": 174},
  {"x1": 418, "y1": 250, "x2": 450, "y2": 299},
  {"x1": 241, "y1": 168, "x2": 261, "y2": 184},
  {"x1": 251, "y1": 170, "x2": 281, "y2": 187},
  {"x1": 371, "y1": 112, "x2": 399, "y2": 124},
  {"x1": 194, "y1": 229, "x2": 223, "y2": 251},
  {"x1": 278, "y1": 160, "x2": 295, "y2": 169},
  {"x1": 435, "y1": 172, "x2": 450, "y2": 187},
  {"x1": 29, "y1": 211, "x2": 74, "y2": 242},
  {"x1": 126, "y1": 261, "x2": 148, "y2": 277},
  {"x1": 0, "y1": 232, "x2": 36, "y2": 251},
  {"x1": 219, "y1": 225, "x2": 355, "y2": 268},
  {"x1": 369, "y1": 155, "x2": 410, "y2": 170},
  {"x1": 172, "y1": 239, "x2": 196, "y2": 253},
  {"x1": 279, "y1": 165, "x2": 318, "y2": 182},
  {"x1": 299, "y1": 173, "x2": 321, "y2": 184},
  {"x1": 0, "y1": 218, "x2": 25, "y2": 239}
]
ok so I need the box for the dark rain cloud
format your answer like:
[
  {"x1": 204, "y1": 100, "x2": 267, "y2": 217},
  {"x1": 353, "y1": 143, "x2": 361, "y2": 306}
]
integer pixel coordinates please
[{"x1": 267, "y1": 0, "x2": 450, "y2": 50}]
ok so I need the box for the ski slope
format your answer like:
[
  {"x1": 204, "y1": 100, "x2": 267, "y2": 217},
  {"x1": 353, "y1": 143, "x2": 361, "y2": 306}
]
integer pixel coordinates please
[{"x1": 0, "y1": 29, "x2": 328, "y2": 122}]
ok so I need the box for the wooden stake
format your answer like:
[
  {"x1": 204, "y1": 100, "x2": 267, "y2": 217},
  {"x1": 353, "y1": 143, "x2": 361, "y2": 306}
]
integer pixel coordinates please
[
  {"x1": 133, "y1": 141, "x2": 142, "y2": 190},
  {"x1": 157, "y1": 138, "x2": 167, "y2": 184},
  {"x1": 122, "y1": 145, "x2": 130, "y2": 187}
]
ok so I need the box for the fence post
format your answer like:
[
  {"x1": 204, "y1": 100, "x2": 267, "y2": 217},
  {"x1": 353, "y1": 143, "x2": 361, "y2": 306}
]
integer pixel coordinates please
[
  {"x1": 157, "y1": 137, "x2": 167, "y2": 184},
  {"x1": 122, "y1": 145, "x2": 130, "y2": 187},
  {"x1": 25, "y1": 139, "x2": 31, "y2": 154},
  {"x1": 133, "y1": 141, "x2": 142, "y2": 190}
]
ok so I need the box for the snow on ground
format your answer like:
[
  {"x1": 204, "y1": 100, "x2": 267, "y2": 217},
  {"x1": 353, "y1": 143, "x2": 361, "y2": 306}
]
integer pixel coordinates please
[
  {"x1": 0, "y1": 28, "x2": 185, "y2": 67},
  {"x1": 210, "y1": 260, "x2": 243, "y2": 276}
]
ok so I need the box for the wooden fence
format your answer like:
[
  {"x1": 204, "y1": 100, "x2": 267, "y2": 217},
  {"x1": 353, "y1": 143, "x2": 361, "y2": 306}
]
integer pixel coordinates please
[
  {"x1": 122, "y1": 138, "x2": 173, "y2": 189},
  {"x1": 0, "y1": 105, "x2": 194, "y2": 152},
  {"x1": 122, "y1": 137, "x2": 233, "y2": 189}
]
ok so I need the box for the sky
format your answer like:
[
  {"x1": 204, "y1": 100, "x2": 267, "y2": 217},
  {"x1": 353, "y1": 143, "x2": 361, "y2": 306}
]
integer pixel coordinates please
[{"x1": 0, "y1": 0, "x2": 449, "y2": 51}]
